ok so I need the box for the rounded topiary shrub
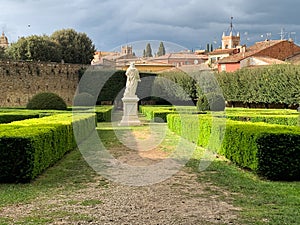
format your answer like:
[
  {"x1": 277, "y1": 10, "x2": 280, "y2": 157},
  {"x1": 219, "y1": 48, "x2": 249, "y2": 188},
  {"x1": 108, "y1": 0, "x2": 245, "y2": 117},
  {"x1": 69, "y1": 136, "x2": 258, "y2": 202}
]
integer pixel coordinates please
[
  {"x1": 73, "y1": 92, "x2": 95, "y2": 106},
  {"x1": 27, "y1": 92, "x2": 67, "y2": 110},
  {"x1": 207, "y1": 93, "x2": 226, "y2": 111},
  {"x1": 197, "y1": 94, "x2": 210, "y2": 111}
]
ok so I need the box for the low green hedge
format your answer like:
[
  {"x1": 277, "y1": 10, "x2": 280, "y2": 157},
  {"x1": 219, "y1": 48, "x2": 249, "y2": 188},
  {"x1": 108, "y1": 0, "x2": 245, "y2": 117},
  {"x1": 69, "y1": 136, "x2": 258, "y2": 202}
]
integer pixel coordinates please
[
  {"x1": 227, "y1": 114, "x2": 299, "y2": 126},
  {"x1": 0, "y1": 112, "x2": 40, "y2": 124},
  {"x1": 0, "y1": 113, "x2": 96, "y2": 183},
  {"x1": 139, "y1": 106, "x2": 175, "y2": 122},
  {"x1": 167, "y1": 114, "x2": 300, "y2": 181},
  {"x1": 95, "y1": 106, "x2": 113, "y2": 122},
  {"x1": 139, "y1": 106, "x2": 199, "y2": 122}
]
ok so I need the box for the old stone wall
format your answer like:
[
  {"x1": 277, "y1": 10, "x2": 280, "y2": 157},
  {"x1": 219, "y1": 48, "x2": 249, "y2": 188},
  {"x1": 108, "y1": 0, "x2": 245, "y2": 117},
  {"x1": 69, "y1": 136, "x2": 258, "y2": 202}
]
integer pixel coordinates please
[{"x1": 0, "y1": 60, "x2": 86, "y2": 107}]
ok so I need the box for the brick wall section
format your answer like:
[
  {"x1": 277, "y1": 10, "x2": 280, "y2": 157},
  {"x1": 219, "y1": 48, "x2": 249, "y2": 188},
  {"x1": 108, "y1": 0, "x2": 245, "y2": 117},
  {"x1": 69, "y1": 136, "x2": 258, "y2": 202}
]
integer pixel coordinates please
[
  {"x1": 255, "y1": 41, "x2": 300, "y2": 60},
  {"x1": 0, "y1": 61, "x2": 86, "y2": 107}
]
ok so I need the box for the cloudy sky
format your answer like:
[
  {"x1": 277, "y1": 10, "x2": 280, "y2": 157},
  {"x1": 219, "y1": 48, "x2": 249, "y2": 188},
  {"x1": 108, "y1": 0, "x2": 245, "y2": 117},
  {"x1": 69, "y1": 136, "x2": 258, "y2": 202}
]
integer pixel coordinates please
[{"x1": 1, "y1": 0, "x2": 299, "y2": 53}]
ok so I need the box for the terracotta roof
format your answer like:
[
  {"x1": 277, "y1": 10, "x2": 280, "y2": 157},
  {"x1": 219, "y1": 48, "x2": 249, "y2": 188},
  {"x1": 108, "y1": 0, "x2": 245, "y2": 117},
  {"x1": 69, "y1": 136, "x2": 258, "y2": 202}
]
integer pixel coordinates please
[
  {"x1": 208, "y1": 48, "x2": 236, "y2": 55},
  {"x1": 249, "y1": 56, "x2": 286, "y2": 65},
  {"x1": 150, "y1": 53, "x2": 208, "y2": 60},
  {"x1": 218, "y1": 40, "x2": 284, "y2": 64}
]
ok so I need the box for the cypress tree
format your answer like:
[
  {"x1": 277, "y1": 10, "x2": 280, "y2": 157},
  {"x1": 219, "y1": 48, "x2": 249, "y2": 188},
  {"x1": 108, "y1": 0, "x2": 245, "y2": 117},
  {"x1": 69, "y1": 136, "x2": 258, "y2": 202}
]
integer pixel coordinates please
[
  {"x1": 157, "y1": 42, "x2": 166, "y2": 56},
  {"x1": 144, "y1": 43, "x2": 153, "y2": 57}
]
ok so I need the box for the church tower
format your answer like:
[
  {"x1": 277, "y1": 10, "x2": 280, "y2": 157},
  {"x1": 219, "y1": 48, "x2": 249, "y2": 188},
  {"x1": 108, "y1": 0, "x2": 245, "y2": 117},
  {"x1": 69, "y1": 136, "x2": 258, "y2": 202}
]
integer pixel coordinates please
[
  {"x1": 221, "y1": 17, "x2": 240, "y2": 49},
  {"x1": 0, "y1": 32, "x2": 9, "y2": 49},
  {"x1": 121, "y1": 45, "x2": 133, "y2": 55}
]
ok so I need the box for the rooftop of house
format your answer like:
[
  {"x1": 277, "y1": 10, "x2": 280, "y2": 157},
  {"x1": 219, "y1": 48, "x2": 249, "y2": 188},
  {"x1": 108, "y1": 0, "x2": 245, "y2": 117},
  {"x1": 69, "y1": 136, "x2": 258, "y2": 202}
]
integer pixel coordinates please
[
  {"x1": 208, "y1": 48, "x2": 236, "y2": 56},
  {"x1": 150, "y1": 52, "x2": 208, "y2": 60},
  {"x1": 217, "y1": 40, "x2": 292, "y2": 64},
  {"x1": 244, "y1": 56, "x2": 286, "y2": 64}
]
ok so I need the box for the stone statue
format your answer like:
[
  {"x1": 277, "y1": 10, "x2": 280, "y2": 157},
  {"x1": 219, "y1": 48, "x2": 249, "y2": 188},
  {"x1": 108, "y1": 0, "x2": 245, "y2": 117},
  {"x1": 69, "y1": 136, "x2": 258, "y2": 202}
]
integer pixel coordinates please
[{"x1": 124, "y1": 62, "x2": 141, "y2": 97}]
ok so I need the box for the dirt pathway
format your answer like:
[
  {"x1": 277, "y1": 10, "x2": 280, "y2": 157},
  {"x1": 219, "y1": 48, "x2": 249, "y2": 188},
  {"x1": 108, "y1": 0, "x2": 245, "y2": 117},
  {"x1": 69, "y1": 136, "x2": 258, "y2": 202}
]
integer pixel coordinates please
[{"x1": 1, "y1": 121, "x2": 241, "y2": 225}]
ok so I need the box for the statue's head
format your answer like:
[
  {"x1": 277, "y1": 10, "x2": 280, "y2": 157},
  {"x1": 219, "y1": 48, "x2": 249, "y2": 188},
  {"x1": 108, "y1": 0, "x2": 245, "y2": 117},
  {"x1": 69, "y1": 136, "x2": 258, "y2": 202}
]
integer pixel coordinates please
[{"x1": 130, "y1": 62, "x2": 135, "y2": 68}]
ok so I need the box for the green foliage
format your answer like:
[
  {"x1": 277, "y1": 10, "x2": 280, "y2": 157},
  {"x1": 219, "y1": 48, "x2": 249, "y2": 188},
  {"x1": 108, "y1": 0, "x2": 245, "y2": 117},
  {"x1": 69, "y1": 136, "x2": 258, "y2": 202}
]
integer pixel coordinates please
[
  {"x1": 0, "y1": 113, "x2": 96, "y2": 183},
  {"x1": 227, "y1": 114, "x2": 299, "y2": 126},
  {"x1": 0, "y1": 46, "x2": 7, "y2": 59},
  {"x1": 6, "y1": 29, "x2": 95, "y2": 64},
  {"x1": 73, "y1": 92, "x2": 96, "y2": 106},
  {"x1": 216, "y1": 64, "x2": 300, "y2": 106},
  {"x1": 167, "y1": 113, "x2": 300, "y2": 181},
  {"x1": 51, "y1": 29, "x2": 96, "y2": 64},
  {"x1": 6, "y1": 35, "x2": 61, "y2": 62},
  {"x1": 140, "y1": 106, "x2": 176, "y2": 122},
  {"x1": 144, "y1": 43, "x2": 153, "y2": 57},
  {"x1": 78, "y1": 69, "x2": 156, "y2": 103},
  {"x1": 196, "y1": 95, "x2": 210, "y2": 111},
  {"x1": 153, "y1": 70, "x2": 197, "y2": 102},
  {"x1": 207, "y1": 92, "x2": 226, "y2": 111},
  {"x1": 0, "y1": 112, "x2": 40, "y2": 124},
  {"x1": 95, "y1": 106, "x2": 113, "y2": 122},
  {"x1": 27, "y1": 92, "x2": 67, "y2": 110},
  {"x1": 97, "y1": 70, "x2": 126, "y2": 102},
  {"x1": 197, "y1": 92, "x2": 226, "y2": 112},
  {"x1": 157, "y1": 42, "x2": 166, "y2": 56}
]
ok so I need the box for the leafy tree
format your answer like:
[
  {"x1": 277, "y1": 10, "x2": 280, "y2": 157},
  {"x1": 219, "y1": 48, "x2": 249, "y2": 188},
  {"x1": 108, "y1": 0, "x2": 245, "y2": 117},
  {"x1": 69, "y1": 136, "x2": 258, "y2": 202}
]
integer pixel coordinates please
[
  {"x1": 6, "y1": 35, "x2": 61, "y2": 62},
  {"x1": 6, "y1": 37, "x2": 29, "y2": 60},
  {"x1": 144, "y1": 43, "x2": 153, "y2": 57},
  {"x1": 157, "y1": 42, "x2": 166, "y2": 56},
  {"x1": 0, "y1": 47, "x2": 6, "y2": 59},
  {"x1": 51, "y1": 29, "x2": 96, "y2": 64},
  {"x1": 6, "y1": 29, "x2": 96, "y2": 64}
]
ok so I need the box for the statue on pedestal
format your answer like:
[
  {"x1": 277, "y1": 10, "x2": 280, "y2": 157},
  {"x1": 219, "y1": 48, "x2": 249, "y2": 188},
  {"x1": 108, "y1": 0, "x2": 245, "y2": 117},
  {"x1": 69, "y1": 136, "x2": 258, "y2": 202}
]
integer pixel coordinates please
[
  {"x1": 119, "y1": 62, "x2": 141, "y2": 126},
  {"x1": 124, "y1": 62, "x2": 141, "y2": 98}
]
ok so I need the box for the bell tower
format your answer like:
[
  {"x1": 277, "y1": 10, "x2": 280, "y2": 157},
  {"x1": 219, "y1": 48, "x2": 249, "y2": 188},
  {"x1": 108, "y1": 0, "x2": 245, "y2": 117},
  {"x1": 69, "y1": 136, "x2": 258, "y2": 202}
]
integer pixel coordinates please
[
  {"x1": 0, "y1": 31, "x2": 9, "y2": 49},
  {"x1": 221, "y1": 17, "x2": 240, "y2": 49}
]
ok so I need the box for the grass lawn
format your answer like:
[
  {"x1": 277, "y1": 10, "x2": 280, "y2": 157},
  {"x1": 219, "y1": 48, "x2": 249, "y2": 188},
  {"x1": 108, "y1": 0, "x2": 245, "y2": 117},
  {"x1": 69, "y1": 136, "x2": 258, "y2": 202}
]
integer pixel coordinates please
[
  {"x1": 0, "y1": 121, "x2": 299, "y2": 224},
  {"x1": 187, "y1": 158, "x2": 300, "y2": 225}
]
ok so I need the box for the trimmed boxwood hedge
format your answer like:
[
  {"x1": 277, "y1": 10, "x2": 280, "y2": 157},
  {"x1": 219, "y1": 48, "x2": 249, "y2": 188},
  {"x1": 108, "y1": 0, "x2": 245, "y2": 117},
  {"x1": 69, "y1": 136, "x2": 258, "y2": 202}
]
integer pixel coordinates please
[
  {"x1": 0, "y1": 113, "x2": 96, "y2": 183},
  {"x1": 139, "y1": 106, "x2": 200, "y2": 122},
  {"x1": 95, "y1": 106, "x2": 113, "y2": 122},
  {"x1": 0, "y1": 112, "x2": 40, "y2": 124},
  {"x1": 227, "y1": 114, "x2": 299, "y2": 126},
  {"x1": 167, "y1": 114, "x2": 300, "y2": 181}
]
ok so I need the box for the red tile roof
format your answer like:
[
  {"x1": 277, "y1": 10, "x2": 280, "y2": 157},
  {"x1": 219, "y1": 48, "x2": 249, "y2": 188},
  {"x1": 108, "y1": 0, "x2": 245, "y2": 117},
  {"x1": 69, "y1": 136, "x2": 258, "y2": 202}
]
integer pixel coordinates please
[
  {"x1": 208, "y1": 48, "x2": 236, "y2": 55},
  {"x1": 218, "y1": 40, "x2": 285, "y2": 64}
]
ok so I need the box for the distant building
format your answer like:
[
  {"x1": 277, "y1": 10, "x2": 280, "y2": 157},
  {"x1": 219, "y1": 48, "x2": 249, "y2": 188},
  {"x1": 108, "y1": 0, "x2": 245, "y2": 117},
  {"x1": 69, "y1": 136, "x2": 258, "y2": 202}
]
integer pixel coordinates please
[
  {"x1": 0, "y1": 32, "x2": 9, "y2": 49},
  {"x1": 92, "y1": 45, "x2": 137, "y2": 66},
  {"x1": 208, "y1": 17, "x2": 243, "y2": 66},
  {"x1": 121, "y1": 45, "x2": 133, "y2": 55},
  {"x1": 148, "y1": 52, "x2": 208, "y2": 67},
  {"x1": 217, "y1": 40, "x2": 300, "y2": 72}
]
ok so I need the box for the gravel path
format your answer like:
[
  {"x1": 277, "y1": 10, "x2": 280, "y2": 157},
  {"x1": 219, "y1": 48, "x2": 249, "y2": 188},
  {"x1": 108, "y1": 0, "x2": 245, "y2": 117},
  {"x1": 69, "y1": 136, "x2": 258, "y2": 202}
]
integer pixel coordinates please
[
  {"x1": 1, "y1": 120, "x2": 241, "y2": 224},
  {"x1": 1, "y1": 155, "x2": 240, "y2": 224}
]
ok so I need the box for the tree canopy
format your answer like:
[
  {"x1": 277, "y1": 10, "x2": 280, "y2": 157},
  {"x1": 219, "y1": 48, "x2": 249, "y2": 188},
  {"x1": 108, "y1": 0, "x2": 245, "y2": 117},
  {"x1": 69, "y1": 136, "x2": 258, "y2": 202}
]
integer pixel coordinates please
[
  {"x1": 51, "y1": 29, "x2": 96, "y2": 64},
  {"x1": 7, "y1": 35, "x2": 61, "y2": 62},
  {"x1": 5, "y1": 29, "x2": 96, "y2": 64}
]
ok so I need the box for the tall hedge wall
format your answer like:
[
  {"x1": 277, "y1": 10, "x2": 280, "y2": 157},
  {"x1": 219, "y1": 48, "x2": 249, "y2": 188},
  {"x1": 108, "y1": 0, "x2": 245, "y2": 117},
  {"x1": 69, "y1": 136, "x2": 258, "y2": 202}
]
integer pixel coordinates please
[{"x1": 216, "y1": 64, "x2": 300, "y2": 107}]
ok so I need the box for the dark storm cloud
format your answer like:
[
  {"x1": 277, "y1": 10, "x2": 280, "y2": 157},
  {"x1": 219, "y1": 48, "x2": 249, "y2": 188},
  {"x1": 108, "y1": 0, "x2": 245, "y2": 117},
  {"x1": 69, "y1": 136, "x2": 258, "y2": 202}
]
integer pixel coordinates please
[{"x1": 1, "y1": 0, "x2": 300, "y2": 51}]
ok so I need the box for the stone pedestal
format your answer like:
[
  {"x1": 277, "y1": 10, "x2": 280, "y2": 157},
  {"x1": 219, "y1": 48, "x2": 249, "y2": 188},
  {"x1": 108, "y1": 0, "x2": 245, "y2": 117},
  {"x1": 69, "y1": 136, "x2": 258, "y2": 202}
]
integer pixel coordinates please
[{"x1": 119, "y1": 96, "x2": 141, "y2": 126}]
